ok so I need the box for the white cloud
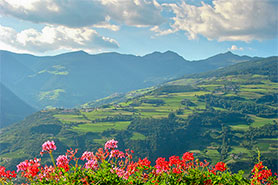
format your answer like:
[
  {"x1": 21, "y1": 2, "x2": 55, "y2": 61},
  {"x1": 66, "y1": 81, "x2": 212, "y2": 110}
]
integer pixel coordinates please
[
  {"x1": 0, "y1": 0, "x2": 164, "y2": 28},
  {"x1": 229, "y1": 45, "x2": 243, "y2": 51},
  {"x1": 0, "y1": 25, "x2": 119, "y2": 53},
  {"x1": 0, "y1": 0, "x2": 276, "y2": 55},
  {"x1": 150, "y1": 25, "x2": 175, "y2": 36},
  {"x1": 1, "y1": 0, "x2": 40, "y2": 10},
  {"x1": 0, "y1": 0, "x2": 107, "y2": 27},
  {"x1": 92, "y1": 20, "x2": 120, "y2": 31},
  {"x1": 101, "y1": 0, "x2": 164, "y2": 27},
  {"x1": 160, "y1": 0, "x2": 278, "y2": 42}
]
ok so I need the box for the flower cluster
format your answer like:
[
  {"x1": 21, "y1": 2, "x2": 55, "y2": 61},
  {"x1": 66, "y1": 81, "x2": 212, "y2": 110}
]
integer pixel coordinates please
[
  {"x1": 138, "y1": 157, "x2": 151, "y2": 169},
  {"x1": 155, "y1": 157, "x2": 169, "y2": 173},
  {"x1": 208, "y1": 161, "x2": 227, "y2": 175},
  {"x1": 17, "y1": 158, "x2": 41, "y2": 178},
  {"x1": 56, "y1": 155, "x2": 69, "y2": 171},
  {"x1": 81, "y1": 151, "x2": 95, "y2": 161},
  {"x1": 41, "y1": 140, "x2": 56, "y2": 155},
  {"x1": 215, "y1": 162, "x2": 227, "y2": 172},
  {"x1": 0, "y1": 166, "x2": 16, "y2": 181},
  {"x1": 110, "y1": 149, "x2": 125, "y2": 158},
  {"x1": 0, "y1": 139, "x2": 277, "y2": 184},
  {"x1": 85, "y1": 159, "x2": 98, "y2": 170},
  {"x1": 182, "y1": 152, "x2": 194, "y2": 161},
  {"x1": 37, "y1": 165, "x2": 56, "y2": 181},
  {"x1": 111, "y1": 167, "x2": 130, "y2": 180},
  {"x1": 251, "y1": 161, "x2": 273, "y2": 185},
  {"x1": 104, "y1": 139, "x2": 118, "y2": 150}
]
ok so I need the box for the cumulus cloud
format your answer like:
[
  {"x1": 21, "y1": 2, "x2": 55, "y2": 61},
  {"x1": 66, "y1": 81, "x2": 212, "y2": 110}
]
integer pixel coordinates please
[
  {"x1": 0, "y1": 25, "x2": 119, "y2": 53},
  {"x1": 159, "y1": 0, "x2": 278, "y2": 42},
  {"x1": 229, "y1": 45, "x2": 243, "y2": 51},
  {"x1": 101, "y1": 0, "x2": 164, "y2": 27},
  {"x1": 0, "y1": 0, "x2": 164, "y2": 28},
  {"x1": 0, "y1": 0, "x2": 276, "y2": 55}
]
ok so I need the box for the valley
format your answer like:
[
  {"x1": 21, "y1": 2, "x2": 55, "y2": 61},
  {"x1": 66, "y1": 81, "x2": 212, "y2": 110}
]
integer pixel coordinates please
[{"x1": 0, "y1": 57, "x2": 277, "y2": 174}]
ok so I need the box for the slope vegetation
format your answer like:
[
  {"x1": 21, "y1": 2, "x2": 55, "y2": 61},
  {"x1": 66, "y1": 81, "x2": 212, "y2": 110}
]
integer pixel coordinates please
[{"x1": 0, "y1": 57, "x2": 277, "y2": 174}]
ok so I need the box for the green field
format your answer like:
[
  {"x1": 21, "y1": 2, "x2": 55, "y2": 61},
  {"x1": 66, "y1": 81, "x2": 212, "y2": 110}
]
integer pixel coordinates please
[
  {"x1": 249, "y1": 115, "x2": 276, "y2": 127},
  {"x1": 230, "y1": 146, "x2": 250, "y2": 155},
  {"x1": 54, "y1": 114, "x2": 90, "y2": 123},
  {"x1": 71, "y1": 121, "x2": 130, "y2": 133},
  {"x1": 205, "y1": 149, "x2": 221, "y2": 162},
  {"x1": 131, "y1": 132, "x2": 146, "y2": 140},
  {"x1": 230, "y1": 125, "x2": 250, "y2": 131}
]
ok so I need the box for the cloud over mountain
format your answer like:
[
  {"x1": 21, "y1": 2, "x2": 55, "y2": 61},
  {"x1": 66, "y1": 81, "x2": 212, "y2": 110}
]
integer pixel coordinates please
[
  {"x1": 0, "y1": 0, "x2": 164, "y2": 53},
  {"x1": 229, "y1": 45, "x2": 243, "y2": 51},
  {"x1": 0, "y1": 25, "x2": 119, "y2": 53},
  {"x1": 0, "y1": 0, "x2": 277, "y2": 55}
]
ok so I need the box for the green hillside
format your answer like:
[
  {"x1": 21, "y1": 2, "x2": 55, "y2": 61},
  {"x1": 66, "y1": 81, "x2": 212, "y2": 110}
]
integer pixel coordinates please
[{"x1": 0, "y1": 57, "x2": 277, "y2": 174}]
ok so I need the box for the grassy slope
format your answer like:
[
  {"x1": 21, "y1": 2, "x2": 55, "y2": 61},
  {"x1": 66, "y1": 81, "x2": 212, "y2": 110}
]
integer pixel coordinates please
[{"x1": 0, "y1": 58, "x2": 277, "y2": 173}]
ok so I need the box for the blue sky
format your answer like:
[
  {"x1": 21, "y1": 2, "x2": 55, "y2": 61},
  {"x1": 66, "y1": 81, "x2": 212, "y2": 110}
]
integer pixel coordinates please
[{"x1": 0, "y1": 0, "x2": 277, "y2": 60}]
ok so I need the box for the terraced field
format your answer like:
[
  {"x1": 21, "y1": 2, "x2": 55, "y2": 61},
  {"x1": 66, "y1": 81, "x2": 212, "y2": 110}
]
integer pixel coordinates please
[
  {"x1": 46, "y1": 73, "x2": 277, "y2": 171},
  {"x1": 71, "y1": 121, "x2": 130, "y2": 133}
]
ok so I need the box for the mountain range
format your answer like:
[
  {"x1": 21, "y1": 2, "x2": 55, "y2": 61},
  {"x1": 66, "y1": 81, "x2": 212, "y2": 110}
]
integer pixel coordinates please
[{"x1": 0, "y1": 50, "x2": 257, "y2": 110}]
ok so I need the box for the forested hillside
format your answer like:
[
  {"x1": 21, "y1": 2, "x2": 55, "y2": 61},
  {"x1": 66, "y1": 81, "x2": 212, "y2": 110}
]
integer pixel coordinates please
[{"x1": 0, "y1": 57, "x2": 277, "y2": 174}]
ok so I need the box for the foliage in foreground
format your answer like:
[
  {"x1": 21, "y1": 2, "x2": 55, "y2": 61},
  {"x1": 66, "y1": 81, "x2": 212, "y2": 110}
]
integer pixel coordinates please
[{"x1": 0, "y1": 140, "x2": 277, "y2": 185}]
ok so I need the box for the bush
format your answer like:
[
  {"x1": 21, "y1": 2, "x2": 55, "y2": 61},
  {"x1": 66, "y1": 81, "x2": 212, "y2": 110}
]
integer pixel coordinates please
[{"x1": 1, "y1": 139, "x2": 277, "y2": 184}]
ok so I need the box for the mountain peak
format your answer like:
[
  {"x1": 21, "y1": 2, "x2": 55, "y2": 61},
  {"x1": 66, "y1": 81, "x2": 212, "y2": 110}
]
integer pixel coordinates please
[
  {"x1": 223, "y1": 51, "x2": 235, "y2": 56},
  {"x1": 208, "y1": 51, "x2": 241, "y2": 60},
  {"x1": 143, "y1": 50, "x2": 187, "y2": 62},
  {"x1": 163, "y1": 50, "x2": 180, "y2": 56},
  {"x1": 164, "y1": 50, "x2": 177, "y2": 54},
  {"x1": 56, "y1": 50, "x2": 89, "y2": 57},
  {"x1": 69, "y1": 50, "x2": 89, "y2": 55},
  {"x1": 148, "y1": 50, "x2": 179, "y2": 56}
]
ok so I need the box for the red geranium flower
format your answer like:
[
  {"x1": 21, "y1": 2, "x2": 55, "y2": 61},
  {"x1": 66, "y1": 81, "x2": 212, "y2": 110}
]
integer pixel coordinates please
[
  {"x1": 215, "y1": 162, "x2": 227, "y2": 172},
  {"x1": 182, "y1": 152, "x2": 194, "y2": 162}
]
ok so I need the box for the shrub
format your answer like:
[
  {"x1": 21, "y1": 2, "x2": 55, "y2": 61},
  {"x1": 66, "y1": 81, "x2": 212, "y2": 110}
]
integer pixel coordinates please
[{"x1": 1, "y1": 140, "x2": 277, "y2": 184}]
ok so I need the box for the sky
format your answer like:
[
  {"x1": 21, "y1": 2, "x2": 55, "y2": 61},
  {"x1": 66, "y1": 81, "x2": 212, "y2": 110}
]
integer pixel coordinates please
[{"x1": 0, "y1": 0, "x2": 277, "y2": 60}]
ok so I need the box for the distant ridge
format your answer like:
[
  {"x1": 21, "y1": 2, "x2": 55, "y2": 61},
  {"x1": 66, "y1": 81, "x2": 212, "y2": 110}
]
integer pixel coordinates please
[
  {"x1": 0, "y1": 50, "x2": 263, "y2": 108},
  {"x1": 189, "y1": 56, "x2": 278, "y2": 80},
  {"x1": 55, "y1": 50, "x2": 90, "y2": 57}
]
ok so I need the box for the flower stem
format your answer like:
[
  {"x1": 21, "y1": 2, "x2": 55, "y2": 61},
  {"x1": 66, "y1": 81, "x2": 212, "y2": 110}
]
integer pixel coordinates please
[{"x1": 49, "y1": 151, "x2": 56, "y2": 168}]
